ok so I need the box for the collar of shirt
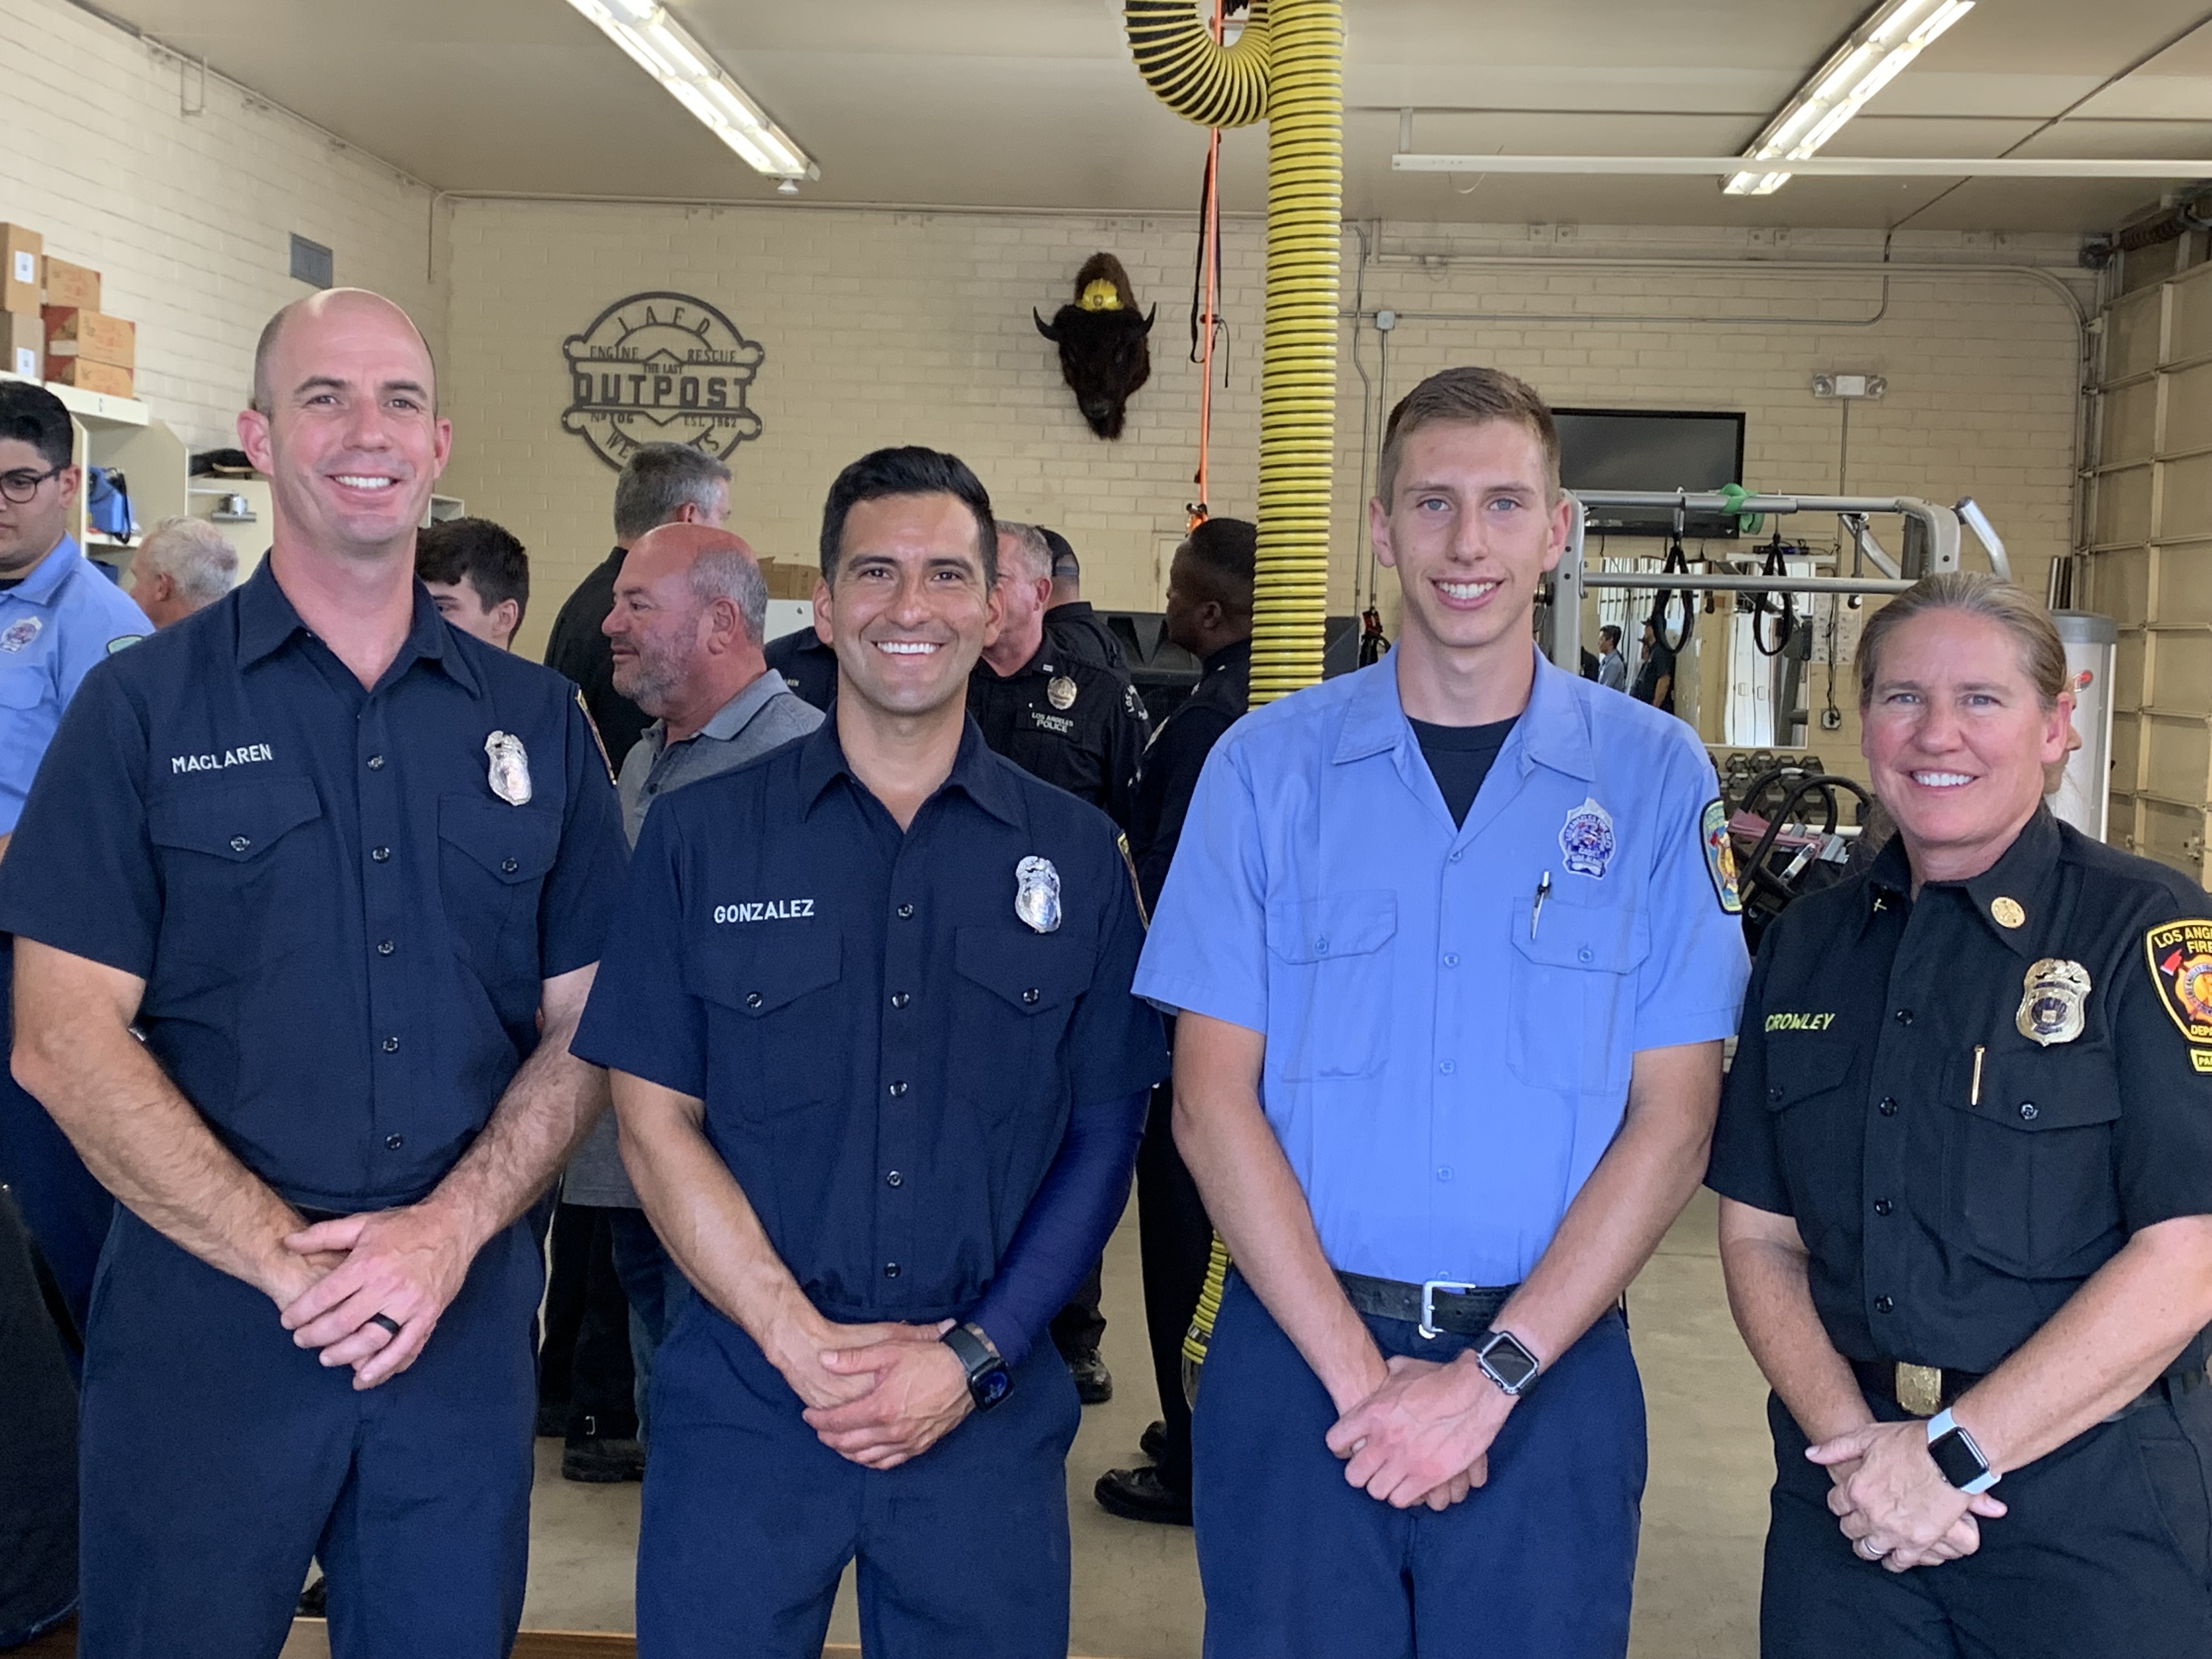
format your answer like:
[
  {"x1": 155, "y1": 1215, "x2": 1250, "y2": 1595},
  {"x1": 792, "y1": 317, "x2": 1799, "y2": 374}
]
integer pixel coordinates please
[
  {"x1": 1330, "y1": 642, "x2": 1593, "y2": 790},
  {"x1": 794, "y1": 712, "x2": 1024, "y2": 828},
  {"x1": 1201, "y1": 637, "x2": 1252, "y2": 679},
  {"x1": 646, "y1": 665, "x2": 792, "y2": 760},
  {"x1": 9, "y1": 535, "x2": 88, "y2": 608},
  {"x1": 1865, "y1": 805, "x2": 2062, "y2": 958},
  {"x1": 974, "y1": 641, "x2": 1058, "y2": 685},
  {"x1": 233, "y1": 558, "x2": 480, "y2": 698}
]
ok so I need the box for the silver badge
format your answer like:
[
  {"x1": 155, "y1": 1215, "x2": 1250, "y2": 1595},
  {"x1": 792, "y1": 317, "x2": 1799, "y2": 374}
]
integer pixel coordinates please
[
  {"x1": 2016, "y1": 957, "x2": 2090, "y2": 1047},
  {"x1": 1015, "y1": 855, "x2": 1062, "y2": 934},
  {"x1": 485, "y1": 730, "x2": 532, "y2": 806},
  {"x1": 1047, "y1": 675, "x2": 1078, "y2": 712}
]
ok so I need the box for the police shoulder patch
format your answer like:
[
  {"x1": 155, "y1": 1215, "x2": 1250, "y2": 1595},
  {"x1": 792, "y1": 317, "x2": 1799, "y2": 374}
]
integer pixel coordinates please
[
  {"x1": 1117, "y1": 830, "x2": 1149, "y2": 926},
  {"x1": 575, "y1": 687, "x2": 616, "y2": 784},
  {"x1": 105, "y1": 633, "x2": 145, "y2": 654},
  {"x1": 1701, "y1": 797, "x2": 1742, "y2": 916},
  {"x1": 2145, "y1": 918, "x2": 2212, "y2": 1047}
]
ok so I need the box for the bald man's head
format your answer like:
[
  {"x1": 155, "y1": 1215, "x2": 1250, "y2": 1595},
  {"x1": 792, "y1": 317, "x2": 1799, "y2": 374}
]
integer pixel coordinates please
[
  {"x1": 606, "y1": 522, "x2": 771, "y2": 731},
  {"x1": 252, "y1": 289, "x2": 437, "y2": 416}
]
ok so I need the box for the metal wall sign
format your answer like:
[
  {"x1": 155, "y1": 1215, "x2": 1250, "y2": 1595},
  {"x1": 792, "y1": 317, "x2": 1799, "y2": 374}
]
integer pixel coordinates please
[{"x1": 561, "y1": 291, "x2": 765, "y2": 470}]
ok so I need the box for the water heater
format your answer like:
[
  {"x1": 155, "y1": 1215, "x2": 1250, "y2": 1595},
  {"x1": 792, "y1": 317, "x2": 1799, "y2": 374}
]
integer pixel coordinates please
[{"x1": 2050, "y1": 611, "x2": 2117, "y2": 842}]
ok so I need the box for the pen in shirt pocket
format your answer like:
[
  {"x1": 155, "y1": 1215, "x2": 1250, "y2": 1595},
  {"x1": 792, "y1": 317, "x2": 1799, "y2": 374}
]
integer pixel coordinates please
[
  {"x1": 1530, "y1": 870, "x2": 1551, "y2": 941},
  {"x1": 1970, "y1": 1044, "x2": 1984, "y2": 1107}
]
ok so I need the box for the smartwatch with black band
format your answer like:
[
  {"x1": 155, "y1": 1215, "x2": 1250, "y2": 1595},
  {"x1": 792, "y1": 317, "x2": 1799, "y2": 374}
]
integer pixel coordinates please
[
  {"x1": 1472, "y1": 1328, "x2": 1542, "y2": 1397},
  {"x1": 1925, "y1": 1408, "x2": 2000, "y2": 1494},
  {"x1": 942, "y1": 1322, "x2": 1013, "y2": 1412}
]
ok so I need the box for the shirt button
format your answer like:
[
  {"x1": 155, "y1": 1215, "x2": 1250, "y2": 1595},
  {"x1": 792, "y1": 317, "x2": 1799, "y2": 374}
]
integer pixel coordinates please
[
  {"x1": 889, "y1": 1080, "x2": 908, "y2": 1098},
  {"x1": 896, "y1": 903, "x2": 915, "y2": 919},
  {"x1": 1438, "y1": 1059, "x2": 1455, "y2": 1075},
  {"x1": 1878, "y1": 1097, "x2": 1899, "y2": 1116},
  {"x1": 371, "y1": 846, "x2": 391, "y2": 863},
  {"x1": 366, "y1": 754, "x2": 385, "y2": 770},
  {"x1": 1874, "y1": 1199, "x2": 1894, "y2": 1217},
  {"x1": 1436, "y1": 1166, "x2": 1453, "y2": 1182},
  {"x1": 2019, "y1": 1102, "x2": 2039, "y2": 1121},
  {"x1": 229, "y1": 836, "x2": 251, "y2": 853},
  {"x1": 885, "y1": 1171, "x2": 902, "y2": 1188},
  {"x1": 891, "y1": 992, "x2": 910, "y2": 1009},
  {"x1": 385, "y1": 1134, "x2": 404, "y2": 1150},
  {"x1": 1442, "y1": 952, "x2": 1459, "y2": 968},
  {"x1": 381, "y1": 1036, "x2": 400, "y2": 1053},
  {"x1": 745, "y1": 992, "x2": 763, "y2": 1010},
  {"x1": 883, "y1": 1262, "x2": 901, "y2": 1278},
  {"x1": 376, "y1": 939, "x2": 395, "y2": 956},
  {"x1": 1022, "y1": 988, "x2": 1040, "y2": 1005},
  {"x1": 501, "y1": 857, "x2": 518, "y2": 874},
  {"x1": 1874, "y1": 1295, "x2": 1894, "y2": 1314},
  {"x1": 1449, "y1": 850, "x2": 1463, "y2": 864},
  {"x1": 1768, "y1": 1086, "x2": 1784, "y2": 1102},
  {"x1": 1577, "y1": 946, "x2": 1594, "y2": 964},
  {"x1": 1314, "y1": 938, "x2": 1330, "y2": 955},
  {"x1": 1894, "y1": 1008, "x2": 1914, "y2": 1025}
]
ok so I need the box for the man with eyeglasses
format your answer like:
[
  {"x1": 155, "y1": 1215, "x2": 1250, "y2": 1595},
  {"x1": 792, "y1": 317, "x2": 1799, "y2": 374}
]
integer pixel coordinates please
[{"x1": 0, "y1": 380, "x2": 150, "y2": 1338}]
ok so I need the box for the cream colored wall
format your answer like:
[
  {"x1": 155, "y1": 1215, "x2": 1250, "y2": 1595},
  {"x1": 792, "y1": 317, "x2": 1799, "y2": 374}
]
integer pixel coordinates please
[
  {"x1": 438, "y1": 201, "x2": 2088, "y2": 763},
  {"x1": 0, "y1": 0, "x2": 441, "y2": 453}
]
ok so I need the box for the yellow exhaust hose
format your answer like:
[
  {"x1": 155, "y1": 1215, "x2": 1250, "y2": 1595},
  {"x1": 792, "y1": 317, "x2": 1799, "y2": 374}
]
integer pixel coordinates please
[{"x1": 1124, "y1": 0, "x2": 1345, "y2": 1379}]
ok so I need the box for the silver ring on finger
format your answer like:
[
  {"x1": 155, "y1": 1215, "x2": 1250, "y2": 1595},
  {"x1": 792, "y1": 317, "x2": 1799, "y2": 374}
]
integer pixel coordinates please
[{"x1": 1855, "y1": 1537, "x2": 1881, "y2": 1561}]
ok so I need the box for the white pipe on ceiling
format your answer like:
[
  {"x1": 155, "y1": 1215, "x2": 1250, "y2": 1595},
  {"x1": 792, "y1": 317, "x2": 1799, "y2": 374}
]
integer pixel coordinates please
[{"x1": 1391, "y1": 154, "x2": 2212, "y2": 179}]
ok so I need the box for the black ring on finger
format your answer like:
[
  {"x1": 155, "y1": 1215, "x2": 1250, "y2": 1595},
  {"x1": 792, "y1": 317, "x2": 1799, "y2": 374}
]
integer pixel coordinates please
[{"x1": 370, "y1": 1313, "x2": 403, "y2": 1338}]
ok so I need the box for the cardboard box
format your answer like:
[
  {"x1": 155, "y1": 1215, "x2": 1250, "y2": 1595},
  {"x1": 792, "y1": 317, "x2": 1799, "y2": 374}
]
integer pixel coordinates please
[
  {"x1": 43, "y1": 307, "x2": 135, "y2": 371},
  {"x1": 6, "y1": 312, "x2": 38, "y2": 381},
  {"x1": 41, "y1": 257, "x2": 99, "y2": 312},
  {"x1": 44, "y1": 356, "x2": 133, "y2": 398},
  {"x1": 0, "y1": 224, "x2": 41, "y2": 315},
  {"x1": 757, "y1": 558, "x2": 820, "y2": 601}
]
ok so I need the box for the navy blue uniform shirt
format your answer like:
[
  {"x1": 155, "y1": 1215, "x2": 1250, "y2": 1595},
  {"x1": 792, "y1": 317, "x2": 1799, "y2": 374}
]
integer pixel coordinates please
[
  {"x1": 574, "y1": 716, "x2": 1167, "y2": 1324},
  {"x1": 764, "y1": 625, "x2": 839, "y2": 712},
  {"x1": 1709, "y1": 808, "x2": 2212, "y2": 1375},
  {"x1": 0, "y1": 560, "x2": 628, "y2": 1213}
]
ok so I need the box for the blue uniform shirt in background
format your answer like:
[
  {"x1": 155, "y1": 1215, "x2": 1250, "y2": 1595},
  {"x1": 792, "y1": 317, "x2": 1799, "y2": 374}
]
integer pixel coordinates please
[
  {"x1": 0, "y1": 532, "x2": 150, "y2": 832},
  {"x1": 574, "y1": 716, "x2": 1166, "y2": 1327},
  {"x1": 0, "y1": 558, "x2": 628, "y2": 1212},
  {"x1": 1135, "y1": 647, "x2": 1749, "y2": 1287}
]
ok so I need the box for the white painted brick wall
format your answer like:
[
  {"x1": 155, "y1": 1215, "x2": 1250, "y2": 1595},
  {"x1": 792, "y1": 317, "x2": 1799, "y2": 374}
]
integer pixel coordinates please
[
  {"x1": 434, "y1": 201, "x2": 2089, "y2": 664},
  {"x1": 0, "y1": 0, "x2": 438, "y2": 452}
]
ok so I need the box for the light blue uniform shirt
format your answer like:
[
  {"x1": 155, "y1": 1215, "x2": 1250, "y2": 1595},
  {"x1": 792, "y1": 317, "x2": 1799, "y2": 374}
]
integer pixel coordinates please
[
  {"x1": 1133, "y1": 646, "x2": 1750, "y2": 1286},
  {"x1": 0, "y1": 535, "x2": 150, "y2": 832}
]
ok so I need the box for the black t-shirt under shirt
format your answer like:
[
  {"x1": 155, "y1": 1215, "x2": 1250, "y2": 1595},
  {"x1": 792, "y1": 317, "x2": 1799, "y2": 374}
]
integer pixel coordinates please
[{"x1": 1409, "y1": 716, "x2": 1519, "y2": 828}]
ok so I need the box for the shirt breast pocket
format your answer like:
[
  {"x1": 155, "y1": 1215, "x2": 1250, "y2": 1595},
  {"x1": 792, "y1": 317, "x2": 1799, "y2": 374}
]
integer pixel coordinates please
[
  {"x1": 685, "y1": 929, "x2": 845, "y2": 1122},
  {"x1": 1759, "y1": 1035, "x2": 1861, "y2": 1257},
  {"x1": 148, "y1": 777, "x2": 325, "y2": 979},
  {"x1": 0, "y1": 662, "x2": 54, "y2": 788},
  {"x1": 437, "y1": 794, "x2": 562, "y2": 984},
  {"x1": 1264, "y1": 893, "x2": 1396, "y2": 1081},
  {"x1": 1942, "y1": 1045, "x2": 2123, "y2": 1277},
  {"x1": 953, "y1": 928, "x2": 1098, "y2": 1119},
  {"x1": 1505, "y1": 893, "x2": 1645, "y2": 1093}
]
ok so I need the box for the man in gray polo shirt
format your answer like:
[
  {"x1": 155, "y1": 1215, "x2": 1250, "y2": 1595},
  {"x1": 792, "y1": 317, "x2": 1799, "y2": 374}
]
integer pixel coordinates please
[{"x1": 566, "y1": 521, "x2": 822, "y2": 1452}]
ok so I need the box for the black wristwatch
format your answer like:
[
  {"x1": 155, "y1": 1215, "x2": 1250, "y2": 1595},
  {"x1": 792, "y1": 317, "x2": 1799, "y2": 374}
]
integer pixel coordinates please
[
  {"x1": 1924, "y1": 1409, "x2": 2000, "y2": 1494},
  {"x1": 1472, "y1": 1328, "x2": 1542, "y2": 1397},
  {"x1": 942, "y1": 1322, "x2": 1013, "y2": 1412}
]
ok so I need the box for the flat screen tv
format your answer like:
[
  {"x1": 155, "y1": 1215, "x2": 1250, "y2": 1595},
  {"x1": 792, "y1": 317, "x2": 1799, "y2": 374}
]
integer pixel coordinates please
[{"x1": 1554, "y1": 408, "x2": 1747, "y2": 540}]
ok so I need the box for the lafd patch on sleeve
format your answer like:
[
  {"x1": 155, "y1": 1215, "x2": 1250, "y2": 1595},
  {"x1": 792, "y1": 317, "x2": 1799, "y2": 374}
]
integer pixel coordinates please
[
  {"x1": 2144, "y1": 918, "x2": 2212, "y2": 1047},
  {"x1": 1701, "y1": 798, "x2": 1742, "y2": 915}
]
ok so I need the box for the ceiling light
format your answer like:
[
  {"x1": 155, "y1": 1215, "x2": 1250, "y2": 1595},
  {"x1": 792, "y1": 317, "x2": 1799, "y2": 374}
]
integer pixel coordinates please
[
  {"x1": 1724, "y1": 0, "x2": 1973, "y2": 195},
  {"x1": 563, "y1": 0, "x2": 816, "y2": 180}
]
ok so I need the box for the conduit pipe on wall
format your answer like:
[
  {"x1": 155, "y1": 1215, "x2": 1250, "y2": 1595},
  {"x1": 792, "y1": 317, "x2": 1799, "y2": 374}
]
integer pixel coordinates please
[{"x1": 1126, "y1": 0, "x2": 1343, "y2": 701}]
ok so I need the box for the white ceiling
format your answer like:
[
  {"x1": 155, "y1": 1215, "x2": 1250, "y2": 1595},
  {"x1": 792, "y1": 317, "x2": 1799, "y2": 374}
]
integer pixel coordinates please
[{"x1": 88, "y1": 0, "x2": 2212, "y2": 232}]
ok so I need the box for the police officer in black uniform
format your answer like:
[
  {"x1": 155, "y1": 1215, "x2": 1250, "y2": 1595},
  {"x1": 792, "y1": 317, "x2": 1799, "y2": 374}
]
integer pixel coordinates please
[
  {"x1": 1040, "y1": 528, "x2": 1131, "y2": 679},
  {"x1": 1095, "y1": 514, "x2": 1254, "y2": 1526},
  {"x1": 1709, "y1": 572, "x2": 2212, "y2": 1659},
  {"x1": 0, "y1": 291, "x2": 627, "y2": 1659},
  {"x1": 573, "y1": 447, "x2": 1165, "y2": 1659},
  {"x1": 967, "y1": 519, "x2": 1148, "y2": 1399},
  {"x1": 764, "y1": 615, "x2": 839, "y2": 710}
]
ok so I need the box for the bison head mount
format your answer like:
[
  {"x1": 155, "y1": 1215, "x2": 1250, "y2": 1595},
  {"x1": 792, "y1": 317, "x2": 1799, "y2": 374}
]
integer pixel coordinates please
[{"x1": 1034, "y1": 252, "x2": 1155, "y2": 441}]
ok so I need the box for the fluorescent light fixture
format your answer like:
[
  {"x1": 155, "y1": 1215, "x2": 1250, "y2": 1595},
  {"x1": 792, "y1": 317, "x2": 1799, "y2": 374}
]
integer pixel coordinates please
[
  {"x1": 1725, "y1": 0, "x2": 1973, "y2": 195},
  {"x1": 563, "y1": 0, "x2": 815, "y2": 180}
]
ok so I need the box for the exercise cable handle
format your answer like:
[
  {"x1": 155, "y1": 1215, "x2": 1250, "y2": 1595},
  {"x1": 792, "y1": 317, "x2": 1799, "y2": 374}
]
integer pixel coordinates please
[
  {"x1": 1649, "y1": 531, "x2": 1695, "y2": 655},
  {"x1": 1752, "y1": 531, "x2": 1797, "y2": 659}
]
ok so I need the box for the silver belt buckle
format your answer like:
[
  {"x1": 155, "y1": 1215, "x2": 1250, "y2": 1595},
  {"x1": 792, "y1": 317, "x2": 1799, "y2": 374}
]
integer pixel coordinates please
[{"x1": 1419, "y1": 1278, "x2": 1480, "y2": 1341}]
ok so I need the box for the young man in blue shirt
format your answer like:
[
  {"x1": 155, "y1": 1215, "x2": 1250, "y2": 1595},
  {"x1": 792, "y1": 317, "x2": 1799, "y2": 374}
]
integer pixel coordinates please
[{"x1": 1136, "y1": 367, "x2": 1750, "y2": 1658}]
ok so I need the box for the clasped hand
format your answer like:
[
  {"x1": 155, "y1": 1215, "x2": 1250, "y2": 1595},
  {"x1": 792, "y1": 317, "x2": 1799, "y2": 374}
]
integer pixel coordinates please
[
  {"x1": 1325, "y1": 1353, "x2": 1513, "y2": 1511},
  {"x1": 775, "y1": 1316, "x2": 973, "y2": 1471},
  {"x1": 274, "y1": 1203, "x2": 476, "y2": 1389},
  {"x1": 1807, "y1": 1421, "x2": 2007, "y2": 1572}
]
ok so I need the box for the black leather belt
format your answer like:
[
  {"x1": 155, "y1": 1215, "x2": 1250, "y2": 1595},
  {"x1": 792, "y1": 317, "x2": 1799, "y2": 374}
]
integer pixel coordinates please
[
  {"x1": 1857, "y1": 1355, "x2": 2211, "y2": 1420},
  {"x1": 1336, "y1": 1271, "x2": 1517, "y2": 1337}
]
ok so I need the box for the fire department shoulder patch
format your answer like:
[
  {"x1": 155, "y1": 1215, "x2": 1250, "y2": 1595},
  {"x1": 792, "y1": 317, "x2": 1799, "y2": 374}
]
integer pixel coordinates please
[{"x1": 2144, "y1": 919, "x2": 2212, "y2": 1060}]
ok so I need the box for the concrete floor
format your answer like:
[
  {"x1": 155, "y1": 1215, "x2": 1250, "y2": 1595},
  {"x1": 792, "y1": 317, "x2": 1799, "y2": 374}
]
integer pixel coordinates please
[{"x1": 509, "y1": 1186, "x2": 1770, "y2": 1658}]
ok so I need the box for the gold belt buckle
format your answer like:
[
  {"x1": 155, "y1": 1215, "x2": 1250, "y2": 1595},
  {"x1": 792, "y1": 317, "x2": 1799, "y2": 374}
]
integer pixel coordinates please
[{"x1": 1895, "y1": 1362, "x2": 1944, "y2": 1418}]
